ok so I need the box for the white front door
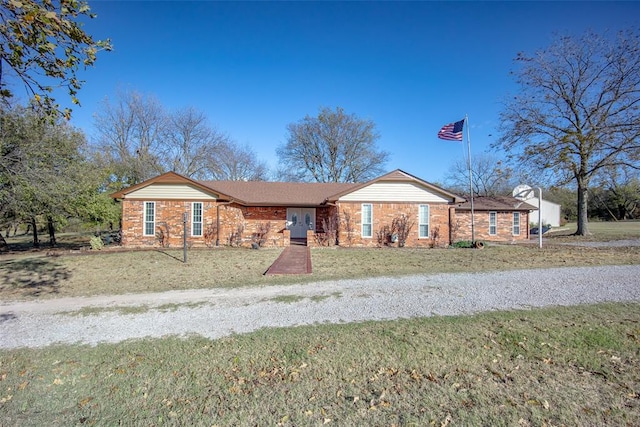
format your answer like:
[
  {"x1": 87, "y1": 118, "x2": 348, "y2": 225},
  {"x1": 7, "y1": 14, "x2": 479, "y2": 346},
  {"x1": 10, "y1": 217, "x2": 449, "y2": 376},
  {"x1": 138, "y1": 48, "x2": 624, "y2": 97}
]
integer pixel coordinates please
[{"x1": 286, "y1": 208, "x2": 315, "y2": 239}]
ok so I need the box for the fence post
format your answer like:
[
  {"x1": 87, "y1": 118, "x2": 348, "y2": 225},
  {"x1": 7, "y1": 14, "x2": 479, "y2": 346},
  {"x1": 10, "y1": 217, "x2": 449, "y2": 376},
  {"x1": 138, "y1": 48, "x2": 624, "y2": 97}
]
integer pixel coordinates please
[{"x1": 183, "y1": 212, "x2": 188, "y2": 263}]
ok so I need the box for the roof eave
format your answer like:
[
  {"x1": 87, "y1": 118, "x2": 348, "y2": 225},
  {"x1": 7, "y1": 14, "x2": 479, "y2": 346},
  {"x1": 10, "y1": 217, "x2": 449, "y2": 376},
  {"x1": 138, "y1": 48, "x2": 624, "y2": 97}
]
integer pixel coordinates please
[{"x1": 110, "y1": 171, "x2": 232, "y2": 200}]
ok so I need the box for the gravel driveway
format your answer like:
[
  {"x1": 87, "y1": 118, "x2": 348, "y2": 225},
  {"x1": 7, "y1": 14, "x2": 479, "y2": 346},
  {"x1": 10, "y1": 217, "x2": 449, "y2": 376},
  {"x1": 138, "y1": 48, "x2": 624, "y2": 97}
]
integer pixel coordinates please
[{"x1": 1, "y1": 265, "x2": 639, "y2": 350}]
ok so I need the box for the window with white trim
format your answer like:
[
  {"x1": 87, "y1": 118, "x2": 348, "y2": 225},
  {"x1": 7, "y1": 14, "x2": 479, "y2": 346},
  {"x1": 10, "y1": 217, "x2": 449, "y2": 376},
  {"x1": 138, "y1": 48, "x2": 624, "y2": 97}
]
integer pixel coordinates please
[
  {"x1": 489, "y1": 211, "x2": 497, "y2": 235},
  {"x1": 513, "y1": 212, "x2": 520, "y2": 236},
  {"x1": 192, "y1": 202, "x2": 203, "y2": 237},
  {"x1": 419, "y1": 205, "x2": 430, "y2": 238},
  {"x1": 144, "y1": 202, "x2": 155, "y2": 236},
  {"x1": 361, "y1": 204, "x2": 372, "y2": 238}
]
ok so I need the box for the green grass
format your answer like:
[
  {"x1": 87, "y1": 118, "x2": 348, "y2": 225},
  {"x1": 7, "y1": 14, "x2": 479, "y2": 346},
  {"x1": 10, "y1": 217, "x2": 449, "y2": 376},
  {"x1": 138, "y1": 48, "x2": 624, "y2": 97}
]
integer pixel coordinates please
[
  {"x1": 1, "y1": 224, "x2": 638, "y2": 425},
  {"x1": 547, "y1": 220, "x2": 640, "y2": 241},
  {"x1": 270, "y1": 294, "x2": 306, "y2": 304},
  {"x1": 57, "y1": 305, "x2": 152, "y2": 317},
  {"x1": 1, "y1": 303, "x2": 639, "y2": 426},
  {"x1": 1, "y1": 242, "x2": 639, "y2": 301},
  {"x1": 57, "y1": 301, "x2": 212, "y2": 317},
  {"x1": 269, "y1": 292, "x2": 342, "y2": 304}
]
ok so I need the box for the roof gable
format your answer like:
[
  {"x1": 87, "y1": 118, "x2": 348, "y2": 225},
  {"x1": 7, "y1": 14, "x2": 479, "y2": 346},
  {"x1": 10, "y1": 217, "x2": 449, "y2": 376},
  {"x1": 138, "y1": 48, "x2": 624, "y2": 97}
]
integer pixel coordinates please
[
  {"x1": 329, "y1": 169, "x2": 465, "y2": 203},
  {"x1": 110, "y1": 172, "x2": 228, "y2": 200}
]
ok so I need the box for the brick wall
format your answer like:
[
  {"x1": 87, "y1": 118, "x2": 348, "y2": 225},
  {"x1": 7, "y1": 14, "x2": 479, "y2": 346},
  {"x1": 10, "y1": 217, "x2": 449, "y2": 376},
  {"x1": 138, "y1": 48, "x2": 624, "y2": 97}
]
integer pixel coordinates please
[
  {"x1": 121, "y1": 199, "x2": 215, "y2": 247},
  {"x1": 454, "y1": 210, "x2": 530, "y2": 243},
  {"x1": 307, "y1": 206, "x2": 339, "y2": 247},
  {"x1": 121, "y1": 199, "x2": 498, "y2": 248},
  {"x1": 120, "y1": 200, "x2": 289, "y2": 248},
  {"x1": 334, "y1": 202, "x2": 452, "y2": 248},
  {"x1": 219, "y1": 204, "x2": 288, "y2": 247}
]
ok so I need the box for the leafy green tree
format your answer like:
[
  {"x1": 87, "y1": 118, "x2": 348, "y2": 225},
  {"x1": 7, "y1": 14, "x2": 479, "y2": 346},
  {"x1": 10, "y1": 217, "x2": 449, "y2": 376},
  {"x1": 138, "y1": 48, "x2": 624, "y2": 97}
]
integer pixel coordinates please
[
  {"x1": 278, "y1": 106, "x2": 389, "y2": 183},
  {"x1": 590, "y1": 167, "x2": 640, "y2": 220},
  {"x1": 496, "y1": 29, "x2": 640, "y2": 236},
  {"x1": 0, "y1": 105, "x2": 116, "y2": 247},
  {"x1": 0, "y1": 0, "x2": 111, "y2": 119},
  {"x1": 0, "y1": 105, "x2": 45, "y2": 246},
  {"x1": 606, "y1": 179, "x2": 640, "y2": 220}
]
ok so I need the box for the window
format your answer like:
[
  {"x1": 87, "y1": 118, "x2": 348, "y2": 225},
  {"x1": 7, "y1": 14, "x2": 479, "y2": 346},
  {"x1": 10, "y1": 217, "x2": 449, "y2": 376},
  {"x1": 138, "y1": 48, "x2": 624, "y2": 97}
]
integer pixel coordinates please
[
  {"x1": 192, "y1": 202, "x2": 203, "y2": 237},
  {"x1": 513, "y1": 212, "x2": 520, "y2": 236},
  {"x1": 489, "y1": 211, "x2": 497, "y2": 235},
  {"x1": 361, "y1": 204, "x2": 372, "y2": 238},
  {"x1": 419, "y1": 205, "x2": 430, "y2": 238},
  {"x1": 144, "y1": 202, "x2": 155, "y2": 236}
]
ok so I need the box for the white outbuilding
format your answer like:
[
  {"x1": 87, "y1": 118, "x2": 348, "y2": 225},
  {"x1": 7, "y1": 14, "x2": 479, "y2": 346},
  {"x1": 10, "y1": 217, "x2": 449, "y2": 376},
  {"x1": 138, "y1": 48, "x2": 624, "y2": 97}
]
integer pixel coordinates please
[
  {"x1": 526, "y1": 197, "x2": 562, "y2": 227},
  {"x1": 512, "y1": 185, "x2": 562, "y2": 227}
]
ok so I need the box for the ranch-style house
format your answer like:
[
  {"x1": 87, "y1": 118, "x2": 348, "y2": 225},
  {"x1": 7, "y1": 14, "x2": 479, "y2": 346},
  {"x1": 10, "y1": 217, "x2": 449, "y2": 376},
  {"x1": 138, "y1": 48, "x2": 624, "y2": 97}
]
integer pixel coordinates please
[{"x1": 111, "y1": 169, "x2": 534, "y2": 248}]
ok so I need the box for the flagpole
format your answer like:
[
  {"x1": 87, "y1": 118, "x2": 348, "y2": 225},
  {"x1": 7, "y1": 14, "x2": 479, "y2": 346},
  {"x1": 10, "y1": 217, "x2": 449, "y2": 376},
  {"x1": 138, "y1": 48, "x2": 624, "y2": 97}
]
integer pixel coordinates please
[{"x1": 465, "y1": 115, "x2": 475, "y2": 244}]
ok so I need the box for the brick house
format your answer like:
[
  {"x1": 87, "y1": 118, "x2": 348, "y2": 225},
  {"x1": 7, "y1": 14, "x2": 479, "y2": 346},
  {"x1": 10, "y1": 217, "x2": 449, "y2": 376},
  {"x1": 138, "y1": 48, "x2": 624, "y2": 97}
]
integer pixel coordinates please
[
  {"x1": 453, "y1": 196, "x2": 536, "y2": 243},
  {"x1": 110, "y1": 169, "x2": 533, "y2": 248}
]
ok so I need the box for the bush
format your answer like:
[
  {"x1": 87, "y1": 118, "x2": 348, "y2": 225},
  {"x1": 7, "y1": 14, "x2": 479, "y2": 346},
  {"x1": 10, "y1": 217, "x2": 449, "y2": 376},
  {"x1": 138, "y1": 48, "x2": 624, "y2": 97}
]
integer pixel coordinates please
[
  {"x1": 89, "y1": 235, "x2": 104, "y2": 250},
  {"x1": 451, "y1": 240, "x2": 474, "y2": 248}
]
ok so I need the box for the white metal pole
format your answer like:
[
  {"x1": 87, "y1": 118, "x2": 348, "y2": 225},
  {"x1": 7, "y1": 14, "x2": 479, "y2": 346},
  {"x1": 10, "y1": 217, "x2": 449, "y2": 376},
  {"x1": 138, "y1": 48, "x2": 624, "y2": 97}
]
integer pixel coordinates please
[
  {"x1": 538, "y1": 187, "x2": 543, "y2": 249},
  {"x1": 465, "y1": 115, "x2": 475, "y2": 245}
]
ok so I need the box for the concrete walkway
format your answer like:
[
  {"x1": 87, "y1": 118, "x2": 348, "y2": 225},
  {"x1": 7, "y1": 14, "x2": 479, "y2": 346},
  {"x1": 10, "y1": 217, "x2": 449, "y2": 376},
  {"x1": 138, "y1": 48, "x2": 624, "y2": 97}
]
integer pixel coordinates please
[{"x1": 265, "y1": 243, "x2": 311, "y2": 275}]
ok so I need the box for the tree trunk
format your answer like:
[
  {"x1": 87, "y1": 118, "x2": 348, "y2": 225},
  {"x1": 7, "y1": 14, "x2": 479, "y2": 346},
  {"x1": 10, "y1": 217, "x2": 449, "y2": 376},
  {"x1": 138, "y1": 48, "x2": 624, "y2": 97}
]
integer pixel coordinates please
[
  {"x1": 575, "y1": 177, "x2": 590, "y2": 236},
  {"x1": 31, "y1": 217, "x2": 39, "y2": 248},
  {"x1": 47, "y1": 215, "x2": 57, "y2": 247}
]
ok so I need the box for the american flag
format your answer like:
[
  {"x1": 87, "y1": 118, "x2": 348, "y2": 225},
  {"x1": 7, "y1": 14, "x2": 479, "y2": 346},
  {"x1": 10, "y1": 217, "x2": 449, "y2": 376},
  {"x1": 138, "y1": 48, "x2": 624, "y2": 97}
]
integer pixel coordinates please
[{"x1": 437, "y1": 119, "x2": 464, "y2": 141}]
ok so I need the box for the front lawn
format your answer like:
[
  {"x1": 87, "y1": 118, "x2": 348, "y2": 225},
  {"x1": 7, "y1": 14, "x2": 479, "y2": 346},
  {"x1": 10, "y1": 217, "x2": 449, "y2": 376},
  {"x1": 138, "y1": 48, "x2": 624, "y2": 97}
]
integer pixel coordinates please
[
  {"x1": 1, "y1": 242, "x2": 639, "y2": 300},
  {"x1": 1, "y1": 303, "x2": 638, "y2": 426}
]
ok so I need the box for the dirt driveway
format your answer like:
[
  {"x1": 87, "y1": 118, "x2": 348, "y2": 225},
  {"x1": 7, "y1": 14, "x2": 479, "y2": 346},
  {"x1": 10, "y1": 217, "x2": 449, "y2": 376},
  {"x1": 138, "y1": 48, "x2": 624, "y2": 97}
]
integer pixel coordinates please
[{"x1": 2, "y1": 265, "x2": 639, "y2": 350}]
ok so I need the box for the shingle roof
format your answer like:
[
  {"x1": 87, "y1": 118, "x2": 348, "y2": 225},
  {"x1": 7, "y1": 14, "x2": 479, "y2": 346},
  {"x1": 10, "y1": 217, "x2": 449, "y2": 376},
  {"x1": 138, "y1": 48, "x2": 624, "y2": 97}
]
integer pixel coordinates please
[
  {"x1": 200, "y1": 180, "x2": 357, "y2": 206},
  {"x1": 111, "y1": 169, "x2": 466, "y2": 207},
  {"x1": 455, "y1": 196, "x2": 537, "y2": 211}
]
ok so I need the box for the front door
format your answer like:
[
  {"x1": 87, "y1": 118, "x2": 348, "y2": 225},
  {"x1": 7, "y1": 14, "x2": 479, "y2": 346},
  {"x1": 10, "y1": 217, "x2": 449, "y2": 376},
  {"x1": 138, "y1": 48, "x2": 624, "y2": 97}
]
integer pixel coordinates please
[{"x1": 286, "y1": 208, "x2": 315, "y2": 239}]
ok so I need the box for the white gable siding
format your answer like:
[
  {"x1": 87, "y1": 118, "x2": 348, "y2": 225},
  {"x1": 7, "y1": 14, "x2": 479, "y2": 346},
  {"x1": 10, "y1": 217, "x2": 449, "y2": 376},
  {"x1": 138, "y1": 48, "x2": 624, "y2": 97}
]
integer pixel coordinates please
[
  {"x1": 125, "y1": 184, "x2": 216, "y2": 200},
  {"x1": 338, "y1": 182, "x2": 450, "y2": 203}
]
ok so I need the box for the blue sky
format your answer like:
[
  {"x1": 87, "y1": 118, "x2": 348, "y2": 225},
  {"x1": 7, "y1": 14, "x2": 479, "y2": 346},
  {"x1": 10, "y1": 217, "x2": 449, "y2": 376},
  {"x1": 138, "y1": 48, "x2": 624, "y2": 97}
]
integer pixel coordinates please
[{"x1": 61, "y1": 1, "x2": 639, "y2": 183}]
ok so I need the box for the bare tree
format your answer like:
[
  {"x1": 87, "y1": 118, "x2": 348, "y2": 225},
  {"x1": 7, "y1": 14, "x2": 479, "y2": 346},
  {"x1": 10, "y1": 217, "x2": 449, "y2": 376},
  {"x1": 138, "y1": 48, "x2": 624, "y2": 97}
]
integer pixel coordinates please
[
  {"x1": 391, "y1": 214, "x2": 414, "y2": 248},
  {"x1": 444, "y1": 153, "x2": 516, "y2": 196},
  {"x1": 93, "y1": 90, "x2": 268, "y2": 183},
  {"x1": 161, "y1": 107, "x2": 229, "y2": 179},
  {"x1": 208, "y1": 141, "x2": 269, "y2": 181},
  {"x1": 92, "y1": 89, "x2": 166, "y2": 188},
  {"x1": 277, "y1": 106, "x2": 389, "y2": 183},
  {"x1": 495, "y1": 29, "x2": 640, "y2": 236}
]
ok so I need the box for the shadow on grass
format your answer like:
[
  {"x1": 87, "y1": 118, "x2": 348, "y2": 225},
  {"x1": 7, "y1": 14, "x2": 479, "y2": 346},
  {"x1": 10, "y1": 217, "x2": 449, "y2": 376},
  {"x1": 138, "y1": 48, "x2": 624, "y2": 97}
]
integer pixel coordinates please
[
  {"x1": 0, "y1": 257, "x2": 71, "y2": 298},
  {"x1": 155, "y1": 250, "x2": 186, "y2": 263},
  {"x1": 2, "y1": 235, "x2": 87, "y2": 253}
]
